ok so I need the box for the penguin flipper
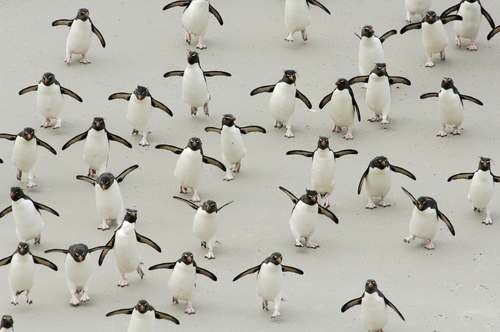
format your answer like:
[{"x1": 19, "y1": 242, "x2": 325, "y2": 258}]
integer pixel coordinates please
[
  {"x1": 334, "y1": 149, "x2": 358, "y2": 158},
  {"x1": 279, "y1": 186, "x2": 299, "y2": 204},
  {"x1": 155, "y1": 310, "x2": 180, "y2": 325},
  {"x1": 196, "y1": 266, "x2": 217, "y2": 281},
  {"x1": 460, "y1": 95, "x2": 483, "y2": 106},
  {"x1": 0, "y1": 134, "x2": 17, "y2": 141},
  {"x1": 76, "y1": 175, "x2": 97, "y2": 186},
  {"x1": 388, "y1": 76, "x2": 411, "y2": 86},
  {"x1": 318, "y1": 205, "x2": 339, "y2": 224},
  {"x1": 60, "y1": 87, "x2": 83, "y2": 102},
  {"x1": 440, "y1": 4, "x2": 460, "y2": 18},
  {"x1": 441, "y1": 15, "x2": 463, "y2": 25},
  {"x1": 136, "y1": 232, "x2": 162, "y2": 253},
  {"x1": 348, "y1": 76, "x2": 369, "y2": 85},
  {"x1": 401, "y1": 187, "x2": 418, "y2": 206},
  {"x1": 90, "y1": 20, "x2": 106, "y2": 48},
  {"x1": 0, "y1": 255, "x2": 12, "y2": 267},
  {"x1": 233, "y1": 265, "x2": 261, "y2": 282},
  {"x1": 384, "y1": 297, "x2": 405, "y2": 321},
  {"x1": 36, "y1": 138, "x2": 57, "y2": 155},
  {"x1": 105, "y1": 308, "x2": 134, "y2": 317},
  {"x1": 98, "y1": 235, "x2": 115, "y2": 266},
  {"x1": 0, "y1": 206, "x2": 12, "y2": 218},
  {"x1": 437, "y1": 210, "x2": 455, "y2": 236},
  {"x1": 44, "y1": 248, "x2": 69, "y2": 254},
  {"x1": 487, "y1": 26, "x2": 500, "y2": 40},
  {"x1": 151, "y1": 98, "x2": 173, "y2": 116},
  {"x1": 307, "y1": 0, "x2": 331, "y2": 15},
  {"x1": 162, "y1": 0, "x2": 190, "y2": 11},
  {"x1": 250, "y1": 85, "x2": 275, "y2": 96},
  {"x1": 33, "y1": 202, "x2": 59, "y2": 216},
  {"x1": 239, "y1": 126, "x2": 266, "y2": 134},
  {"x1": 173, "y1": 196, "x2": 200, "y2": 210},
  {"x1": 481, "y1": 6, "x2": 495, "y2": 29},
  {"x1": 286, "y1": 150, "x2": 314, "y2": 157},
  {"x1": 204, "y1": 71, "x2": 232, "y2": 77},
  {"x1": 390, "y1": 165, "x2": 416, "y2": 180},
  {"x1": 108, "y1": 92, "x2": 131, "y2": 101},
  {"x1": 295, "y1": 90, "x2": 312, "y2": 109},
  {"x1": 217, "y1": 200, "x2": 234, "y2": 211},
  {"x1": 208, "y1": 5, "x2": 224, "y2": 25},
  {"x1": 32, "y1": 255, "x2": 58, "y2": 271},
  {"x1": 62, "y1": 131, "x2": 88, "y2": 150},
  {"x1": 420, "y1": 92, "x2": 439, "y2": 99},
  {"x1": 282, "y1": 265, "x2": 304, "y2": 275},
  {"x1": 107, "y1": 132, "x2": 133, "y2": 148},
  {"x1": 148, "y1": 262, "x2": 177, "y2": 270},
  {"x1": 204, "y1": 127, "x2": 222, "y2": 134},
  {"x1": 116, "y1": 164, "x2": 139, "y2": 183},
  {"x1": 163, "y1": 71, "x2": 184, "y2": 78},
  {"x1": 493, "y1": 175, "x2": 500, "y2": 183},
  {"x1": 18, "y1": 85, "x2": 38, "y2": 95},
  {"x1": 88, "y1": 245, "x2": 113, "y2": 253},
  {"x1": 319, "y1": 92, "x2": 332, "y2": 109},
  {"x1": 357, "y1": 167, "x2": 369, "y2": 194},
  {"x1": 155, "y1": 144, "x2": 184, "y2": 154},
  {"x1": 52, "y1": 19, "x2": 73, "y2": 27},
  {"x1": 400, "y1": 22, "x2": 422, "y2": 34},
  {"x1": 379, "y1": 29, "x2": 397, "y2": 43},
  {"x1": 202, "y1": 156, "x2": 226, "y2": 171},
  {"x1": 447, "y1": 172, "x2": 474, "y2": 182},
  {"x1": 341, "y1": 297, "x2": 362, "y2": 312}
]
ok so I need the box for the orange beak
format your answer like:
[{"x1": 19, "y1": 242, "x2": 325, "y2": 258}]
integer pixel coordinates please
[
  {"x1": 382, "y1": 161, "x2": 386, "y2": 166},
  {"x1": 79, "y1": 256, "x2": 83, "y2": 262},
  {"x1": 335, "y1": 81, "x2": 339, "y2": 85},
  {"x1": 277, "y1": 257, "x2": 282, "y2": 264},
  {"x1": 10, "y1": 193, "x2": 14, "y2": 198},
  {"x1": 44, "y1": 78, "x2": 48, "y2": 84}
]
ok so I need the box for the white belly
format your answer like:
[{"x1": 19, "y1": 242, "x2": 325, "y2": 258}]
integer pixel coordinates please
[
  {"x1": 311, "y1": 150, "x2": 336, "y2": 195},
  {"x1": 9, "y1": 254, "x2": 35, "y2": 293},
  {"x1": 182, "y1": 1, "x2": 209, "y2": 37},
  {"x1": 468, "y1": 171, "x2": 494, "y2": 210},
  {"x1": 65, "y1": 254, "x2": 92, "y2": 292},
  {"x1": 12, "y1": 199, "x2": 44, "y2": 242},
  {"x1": 174, "y1": 149, "x2": 203, "y2": 190},
  {"x1": 269, "y1": 82, "x2": 296, "y2": 123},
  {"x1": 284, "y1": 0, "x2": 311, "y2": 33},
  {"x1": 95, "y1": 184, "x2": 124, "y2": 221},
  {"x1": 67, "y1": 19, "x2": 92, "y2": 55},
  {"x1": 360, "y1": 293, "x2": 389, "y2": 331},
  {"x1": 12, "y1": 137, "x2": 37, "y2": 173},
  {"x1": 168, "y1": 263, "x2": 196, "y2": 302},
  {"x1": 114, "y1": 224, "x2": 141, "y2": 274},
  {"x1": 438, "y1": 89, "x2": 464, "y2": 127},
  {"x1": 83, "y1": 130, "x2": 109, "y2": 174},
  {"x1": 405, "y1": 0, "x2": 432, "y2": 16},
  {"x1": 359, "y1": 37, "x2": 385, "y2": 75},
  {"x1": 256, "y1": 263, "x2": 282, "y2": 302},
  {"x1": 36, "y1": 83, "x2": 64, "y2": 120},
  {"x1": 128, "y1": 310, "x2": 155, "y2": 332},
  {"x1": 192, "y1": 210, "x2": 219, "y2": 247},
  {"x1": 422, "y1": 21, "x2": 448, "y2": 55},
  {"x1": 366, "y1": 75, "x2": 391, "y2": 116},
  {"x1": 409, "y1": 207, "x2": 438, "y2": 240},
  {"x1": 454, "y1": 3, "x2": 481, "y2": 39},
  {"x1": 289, "y1": 201, "x2": 318, "y2": 239},
  {"x1": 127, "y1": 95, "x2": 152, "y2": 133},
  {"x1": 182, "y1": 65, "x2": 210, "y2": 107},
  {"x1": 329, "y1": 89, "x2": 355, "y2": 129},
  {"x1": 365, "y1": 168, "x2": 391, "y2": 198},
  {"x1": 221, "y1": 126, "x2": 246, "y2": 166}
]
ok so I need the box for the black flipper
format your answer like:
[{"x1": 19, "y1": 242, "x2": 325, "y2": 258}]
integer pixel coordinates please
[
  {"x1": 0, "y1": 206, "x2": 13, "y2": 218},
  {"x1": 208, "y1": 4, "x2": 224, "y2": 25},
  {"x1": 286, "y1": 150, "x2": 314, "y2": 158},
  {"x1": 76, "y1": 175, "x2": 96, "y2": 186},
  {"x1": 232, "y1": 265, "x2": 261, "y2": 282},
  {"x1": 60, "y1": 87, "x2": 83, "y2": 102},
  {"x1": 447, "y1": 172, "x2": 474, "y2": 182},
  {"x1": 334, "y1": 149, "x2": 358, "y2": 158},
  {"x1": 250, "y1": 85, "x2": 275, "y2": 95},
  {"x1": 357, "y1": 167, "x2": 370, "y2": 194},
  {"x1": 106, "y1": 132, "x2": 132, "y2": 148},
  {"x1": 487, "y1": 26, "x2": 500, "y2": 40},
  {"x1": 105, "y1": 308, "x2": 134, "y2": 317},
  {"x1": 98, "y1": 235, "x2": 115, "y2": 266},
  {"x1": 441, "y1": 15, "x2": 463, "y2": 25},
  {"x1": 319, "y1": 92, "x2": 333, "y2": 109},
  {"x1": 155, "y1": 310, "x2": 180, "y2": 324},
  {"x1": 460, "y1": 94, "x2": 483, "y2": 106},
  {"x1": 116, "y1": 164, "x2": 139, "y2": 183},
  {"x1": 155, "y1": 144, "x2": 184, "y2": 154},
  {"x1": 90, "y1": 20, "x2": 106, "y2": 47},
  {"x1": 44, "y1": 248, "x2": 69, "y2": 254},
  {"x1": 348, "y1": 76, "x2": 369, "y2": 85},
  {"x1": 173, "y1": 196, "x2": 200, "y2": 210},
  {"x1": 0, "y1": 255, "x2": 13, "y2": 267},
  {"x1": 108, "y1": 92, "x2": 132, "y2": 101},
  {"x1": 379, "y1": 29, "x2": 397, "y2": 43},
  {"x1": 390, "y1": 165, "x2": 416, "y2": 180},
  {"x1": 388, "y1": 76, "x2": 411, "y2": 86},
  {"x1": 401, "y1": 187, "x2": 418, "y2": 206},
  {"x1": 33, "y1": 202, "x2": 59, "y2": 216},
  {"x1": 481, "y1": 6, "x2": 495, "y2": 29},
  {"x1": 295, "y1": 90, "x2": 312, "y2": 109},
  {"x1": 437, "y1": 209, "x2": 455, "y2": 236},
  {"x1": 384, "y1": 297, "x2": 406, "y2": 321},
  {"x1": 440, "y1": 4, "x2": 460, "y2": 18},
  {"x1": 341, "y1": 297, "x2": 363, "y2": 312},
  {"x1": 32, "y1": 255, "x2": 58, "y2": 271},
  {"x1": 163, "y1": 1, "x2": 190, "y2": 11},
  {"x1": 163, "y1": 71, "x2": 185, "y2": 78},
  {"x1": 148, "y1": 262, "x2": 177, "y2": 270},
  {"x1": 0, "y1": 134, "x2": 17, "y2": 141},
  {"x1": 36, "y1": 138, "x2": 57, "y2": 155},
  {"x1": 400, "y1": 22, "x2": 422, "y2": 34},
  {"x1": 420, "y1": 92, "x2": 439, "y2": 99},
  {"x1": 204, "y1": 71, "x2": 231, "y2": 77},
  {"x1": 62, "y1": 131, "x2": 88, "y2": 150},
  {"x1": 18, "y1": 85, "x2": 38, "y2": 95},
  {"x1": 52, "y1": 19, "x2": 73, "y2": 27},
  {"x1": 136, "y1": 232, "x2": 162, "y2": 252},
  {"x1": 307, "y1": 0, "x2": 331, "y2": 14},
  {"x1": 279, "y1": 186, "x2": 299, "y2": 204},
  {"x1": 204, "y1": 127, "x2": 221, "y2": 134},
  {"x1": 195, "y1": 266, "x2": 217, "y2": 281},
  {"x1": 202, "y1": 156, "x2": 226, "y2": 171},
  {"x1": 151, "y1": 98, "x2": 173, "y2": 116},
  {"x1": 239, "y1": 126, "x2": 266, "y2": 134},
  {"x1": 282, "y1": 265, "x2": 304, "y2": 275},
  {"x1": 318, "y1": 205, "x2": 339, "y2": 224}
]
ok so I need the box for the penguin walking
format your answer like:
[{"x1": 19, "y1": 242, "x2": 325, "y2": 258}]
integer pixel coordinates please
[
  {"x1": 341, "y1": 279, "x2": 405, "y2": 332},
  {"x1": 76, "y1": 165, "x2": 138, "y2": 230},
  {"x1": 62, "y1": 117, "x2": 132, "y2": 176},
  {"x1": 358, "y1": 156, "x2": 416, "y2": 209},
  {"x1": 52, "y1": 8, "x2": 106, "y2": 64},
  {"x1": 319, "y1": 78, "x2": 361, "y2": 139},
  {"x1": 250, "y1": 70, "x2": 312, "y2": 138},
  {"x1": 0, "y1": 187, "x2": 59, "y2": 244},
  {"x1": 0, "y1": 315, "x2": 13, "y2": 331},
  {"x1": 156, "y1": 137, "x2": 226, "y2": 202},
  {"x1": 400, "y1": 11, "x2": 463, "y2": 67},
  {"x1": 233, "y1": 252, "x2": 303, "y2": 318},
  {"x1": 173, "y1": 196, "x2": 233, "y2": 259},
  {"x1": 18, "y1": 72, "x2": 83, "y2": 129},
  {"x1": 405, "y1": 0, "x2": 432, "y2": 23},
  {"x1": 349, "y1": 63, "x2": 411, "y2": 124},
  {"x1": 402, "y1": 187, "x2": 455, "y2": 249},
  {"x1": 284, "y1": 0, "x2": 330, "y2": 42},
  {"x1": 279, "y1": 186, "x2": 338, "y2": 248},
  {"x1": 163, "y1": 0, "x2": 223, "y2": 49},
  {"x1": 108, "y1": 86, "x2": 173, "y2": 146},
  {"x1": 205, "y1": 114, "x2": 266, "y2": 180},
  {"x1": 0, "y1": 128, "x2": 57, "y2": 188},
  {"x1": 106, "y1": 299, "x2": 180, "y2": 331},
  {"x1": 99, "y1": 209, "x2": 162, "y2": 287},
  {"x1": 286, "y1": 136, "x2": 358, "y2": 207},
  {"x1": 149, "y1": 252, "x2": 217, "y2": 315},
  {"x1": 420, "y1": 77, "x2": 483, "y2": 136},
  {"x1": 0, "y1": 242, "x2": 58, "y2": 305},
  {"x1": 44, "y1": 243, "x2": 110, "y2": 305},
  {"x1": 447, "y1": 157, "x2": 500, "y2": 225},
  {"x1": 441, "y1": 0, "x2": 495, "y2": 50},
  {"x1": 163, "y1": 51, "x2": 231, "y2": 116}
]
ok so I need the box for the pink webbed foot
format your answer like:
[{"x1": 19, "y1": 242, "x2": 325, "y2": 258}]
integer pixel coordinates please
[
  {"x1": 117, "y1": 275, "x2": 128, "y2": 287},
  {"x1": 80, "y1": 55, "x2": 91, "y2": 64},
  {"x1": 440, "y1": 49, "x2": 446, "y2": 60},
  {"x1": 323, "y1": 193, "x2": 331, "y2": 208},
  {"x1": 368, "y1": 114, "x2": 381, "y2": 122},
  {"x1": 179, "y1": 185, "x2": 187, "y2": 194},
  {"x1": 404, "y1": 235, "x2": 415, "y2": 244},
  {"x1": 137, "y1": 265, "x2": 144, "y2": 279},
  {"x1": 425, "y1": 57, "x2": 435, "y2": 67},
  {"x1": 467, "y1": 40, "x2": 477, "y2": 51},
  {"x1": 234, "y1": 161, "x2": 241, "y2": 172},
  {"x1": 284, "y1": 127, "x2": 294, "y2": 138},
  {"x1": 185, "y1": 30, "x2": 191, "y2": 44},
  {"x1": 406, "y1": 13, "x2": 412, "y2": 23},
  {"x1": 305, "y1": 237, "x2": 319, "y2": 249},
  {"x1": 16, "y1": 168, "x2": 22, "y2": 181},
  {"x1": 88, "y1": 168, "x2": 96, "y2": 177},
  {"x1": 451, "y1": 126, "x2": 460, "y2": 135},
  {"x1": 132, "y1": 129, "x2": 139, "y2": 135},
  {"x1": 378, "y1": 197, "x2": 390, "y2": 207},
  {"x1": 483, "y1": 214, "x2": 493, "y2": 225},
  {"x1": 285, "y1": 33, "x2": 294, "y2": 42},
  {"x1": 343, "y1": 129, "x2": 353, "y2": 140},
  {"x1": 53, "y1": 120, "x2": 62, "y2": 129},
  {"x1": 455, "y1": 36, "x2": 462, "y2": 47},
  {"x1": 294, "y1": 239, "x2": 304, "y2": 247},
  {"x1": 196, "y1": 37, "x2": 207, "y2": 50},
  {"x1": 274, "y1": 120, "x2": 283, "y2": 128},
  {"x1": 190, "y1": 191, "x2": 200, "y2": 202},
  {"x1": 366, "y1": 198, "x2": 377, "y2": 209},
  {"x1": 190, "y1": 107, "x2": 197, "y2": 116},
  {"x1": 223, "y1": 170, "x2": 234, "y2": 181},
  {"x1": 64, "y1": 55, "x2": 72, "y2": 65},
  {"x1": 139, "y1": 135, "x2": 149, "y2": 146},
  {"x1": 26, "y1": 291, "x2": 32, "y2": 304},
  {"x1": 362, "y1": 83, "x2": 368, "y2": 89},
  {"x1": 80, "y1": 291, "x2": 90, "y2": 303},
  {"x1": 205, "y1": 249, "x2": 215, "y2": 260},
  {"x1": 10, "y1": 294, "x2": 18, "y2": 306},
  {"x1": 332, "y1": 124, "x2": 341, "y2": 133},
  {"x1": 424, "y1": 239, "x2": 435, "y2": 250},
  {"x1": 271, "y1": 308, "x2": 281, "y2": 318},
  {"x1": 437, "y1": 128, "x2": 447, "y2": 137},
  {"x1": 40, "y1": 118, "x2": 52, "y2": 128},
  {"x1": 262, "y1": 298, "x2": 269, "y2": 310},
  {"x1": 27, "y1": 178, "x2": 37, "y2": 188},
  {"x1": 172, "y1": 296, "x2": 179, "y2": 304},
  {"x1": 203, "y1": 103, "x2": 209, "y2": 116},
  {"x1": 70, "y1": 292, "x2": 80, "y2": 306},
  {"x1": 301, "y1": 29, "x2": 308, "y2": 41},
  {"x1": 201, "y1": 241, "x2": 207, "y2": 248},
  {"x1": 98, "y1": 220, "x2": 110, "y2": 230},
  {"x1": 34, "y1": 234, "x2": 41, "y2": 245},
  {"x1": 185, "y1": 303, "x2": 195, "y2": 315},
  {"x1": 380, "y1": 117, "x2": 390, "y2": 124}
]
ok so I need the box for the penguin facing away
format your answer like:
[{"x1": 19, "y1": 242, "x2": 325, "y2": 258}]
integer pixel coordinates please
[
  {"x1": 405, "y1": 0, "x2": 432, "y2": 23},
  {"x1": 447, "y1": 156, "x2": 500, "y2": 225},
  {"x1": 52, "y1": 8, "x2": 106, "y2": 64},
  {"x1": 0, "y1": 315, "x2": 13, "y2": 331},
  {"x1": 284, "y1": 0, "x2": 331, "y2": 42},
  {"x1": 18, "y1": 72, "x2": 83, "y2": 129},
  {"x1": 233, "y1": 252, "x2": 304, "y2": 318},
  {"x1": 163, "y1": 0, "x2": 223, "y2": 49},
  {"x1": 106, "y1": 299, "x2": 180, "y2": 331}
]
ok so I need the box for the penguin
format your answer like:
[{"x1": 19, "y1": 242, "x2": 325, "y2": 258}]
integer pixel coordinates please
[
  {"x1": 106, "y1": 299, "x2": 180, "y2": 331},
  {"x1": 402, "y1": 187, "x2": 455, "y2": 249},
  {"x1": 284, "y1": 0, "x2": 330, "y2": 42},
  {"x1": 44, "y1": 243, "x2": 110, "y2": 305},
  {"x1": 0, "y1": 242, "x2": 58, "y2": 305},
  {"x1": 18, "y1": 72, "x2": 83, "y2": 129},
  {"x1": 205, "y1": 114, "x2": 266, "y2": 180},
  {"x1": 447, "y1": 157, "x2": 500, "y2": 225},
  {"x1": 98, "y1": 209, "x2": 162, "y2": 287},
  {"x1": 400, "y1": 11, "x2": 463, "y2": 67},
  {"x1": 420, "y1": 77, "x2": 483, "y2": 136},
  {"x1": 487, "y1": 25, "x2": 500, "y2": 40},
  {"x1": 441, "y1": 0, "x2": 495, "y2": 50},
  {"x1": 358, "y1": 156, "x2": 416, "y2": 209},
  {"x1": 0, "y1": 127, "x2": 57, "y2": 188},
  {"x1": 233, "y1": 252, "x2": 304, "y2": 318},
  {"x1": 163, "y1": 51, "x2": 231, "y2": 116},
  {"x1": 163, "y1": 0, "x2": 223, "y2": 49},
  {"x1": 76, "y1": 165, "x2": 138, "y2": 230},
  {"x1": 349, "y1": 63, "x2": 411, "y2": 124},
  {"x1": 173, "y1": 196, "x2": 233, "y2": 259},
  {"x1": 108, "y1": 86, "x2": 173, "y2": 146},
  {"x1": 286, "y1": 136, "x2": 358, "y2": 207},
  {"x1": 279, "y1": 186, "x2": 338, "y2": 248},
  {"x1": 405, "y1": 0, "x2": 432, "y2": 23},
  {"x1": 62, "y1": 117, "x2": 132, "y2": 176},
  {"x1": 148, "y1": 252, "x2": 217, "y2": 315},
  {"x1": 341, "y1": 279, "x2": 405, "y2": 332},
  {"x1": 52, "y1": 8, "x2": 106, "y2": 64},
  {"x1": 250, "y1": 70, "x2": 312, "y2": 138},
  {"x1": 0, "y1": 187, "x2": 59, "y2": 244},
  {"x1": 318, "y1": 78, "x2": 361, "y2": 139},
  {"x1": 155, "y1": 137, "x2": 226, "y2": 202},
  {"x1": 0, "y1": 315, "x2": 13, "y2": 331}
]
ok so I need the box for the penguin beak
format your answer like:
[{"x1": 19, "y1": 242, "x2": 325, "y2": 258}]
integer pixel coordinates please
[
  {"x1": 101, "y1": 184, "x2": 106, "y2": 190},
  {"x1": 86, "y1": 13, "x2": 89, "y2": 18},
  {"x1": 381, "y1": 68, "x2": 386, "y2": 73},
  {"x1": 277, "y1": 257, "x2": 282, "y2": 264},
  {"x1": 10, "y1": 192, "x2": 14, "y2": 198},
  {"x1": 312, "y1": 196, "x2": 317, "y2": 203},
  {"x1": 335, "y1": 81, "x2": 339, "y2": 85},
  {"x1": 192, "y1": 141, "x2": 197, "y2": 146},
  {"x1": 44, "y1": 78, "x2": 48, "y2": 84},
  {"x1": 370, "y1": 29, "x2": 374, "y2": 33},
  {"x1": 138, "y1": 95, "x2": 142, "y2": 100},
  {"x1": 418, "y1": 204, "x2": 422, "y2": 210},
  {"x1": 381, "y1": 161, "x2": 386, "y2": 167},
  {"x1": 231, "y1": 116, "x2": 236, "y2": 121},
  {"x1": 79, "y1": 256, "x2": 83, "y2": 262},
  {"x1": 96, "y1": 122, "x2": 100, "y2": 127},
  {"x1": 290, "y1": 76, "x2": 294, "y2": 81},
  {"x1": 187, "y1": 256, "x2": 192, "y2": 262},
  {"x1": 27, "y1": 134, "x2": 32, "y2": 140},
  {"x1": 321, "y1": 141, "x2": 325, "y2": 146}
]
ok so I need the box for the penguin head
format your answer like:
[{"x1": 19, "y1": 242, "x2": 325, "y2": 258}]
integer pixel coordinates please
[
  {"x1": 222, "y1": 114, "x2": 236, "y2": 127},
  {"x1": 187, "y1": 137, "x2": 202, "y2": 151},
  {"x1": 41, "y1": 72, "x2": 56, "y2": 86},
  {"x1": 416, "y1": 196, "x2": 437, "y2": 211},
  {"x1": 17, "y1": 242, "x2": 30, "y2": 256},
  {"x1": 441, "y1": 77, "x2": 455, "y2": 90},
  {"x1": 478, "y1": 157, "x2": 492, "y2": 172},
  {"x1": 135, "y1": 300, "x2": 153, "y2": 314},
  {"x1": 10, "y1": 187, "x2": 25, "y2": 202},
  {"x1": 282, "y1": 70, "x2": 297, "y2": 85},
  {"x1": 180, "y1": 252, "x2": 194, "y2": 265},
  {"x1": 335, "y1": 78, "x2": 349, "y2": 91},
  {"x1": 317, "y1": 136, "x2": 330, "y2": 150},
  {"x1": 76, "y1": 8, "x2": 90, "y2": 21},
  {"x1": 134, "y1": 86, "x2": 150, "y2": 101},
  {"x1": 202, "y1": 200, "x2": 217, "y2": 214},
  {"x1": 371, "y1": 156, "x2": 389, "y2": 170},
  {"x1": 187, "y1": 51, "x2": 200, "y2": 65},
  {"x1": 361, "y1": 25, "x2": 375, "y2": 38},
  {"x1": 68, "y1": 243, "x2": 89, "y2": 262},
  {"x1": 269, "y1": 252, "x2": 283, "y2": 265},
  {"x1": 92, "y1": 117, "x2": 106, "y2": 131},
  {"x1": 0, "y1": 315, "x2": 13, "y2": 329},
  {"x1": 371, "y1": 63, "x2": 387, "y2": 77},
  {"x1": 97, "y1": 173, "x2": 115, "y2": 191},
  {"x1": 124, "y1": 209, "x2": 138, "y2": 223},
  {"x1": 424, "y1": 11, "x2": 438, "y2": 24},
  {"x1": 20, "y1": 127, "x2": 35, "y2": 141},
  {"x1": 365, "y1": 279, "x2": 379, "y2": 294},
  {"x1": 302, "y1": 189, "x2": 318, "y2": 205}
]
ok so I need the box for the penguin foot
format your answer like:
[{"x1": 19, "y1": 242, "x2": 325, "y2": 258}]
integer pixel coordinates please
[
  {"x1": 40, "y1": 118, "x2": 52, "y2": 128},
  {"x1": 362, "y1": 83, "x2": 368, "y2": 89},
  {"x1": 234, "y1": 161, "x2": 241, "y2": 172},
  {"x1": 223, "y1": 171, "x2": 234, "y2": 181},
  {"x1": 323, "y1": 193, "x2": 331, "y2": 208},
  {"x1": 132, "y1": 129, "x2": 139, "y2": 134},
  {"x1": 343, "y1": 129, "x2": 353, "y2": 140},
  {"x1": 378, "y1": 199, "x2": 391, "y2": 207},
  {"x1": 53, "y1": 121, "x2": 62, "y2": 129},
  {"x1": 424, "y1": 240, "x2": 435, "y2": 250},
  {"x1": 405, "y1": 13, "x2": 412, "y2": 23},
  {"x1": 204, "y1": 249, "x2": 215, "y2": 259},
  {"x1": 483, "y1": 214, "x2": 492, "y2": 225},
  {"x1": 366, "y1": 200, "x2": 377, "y2": 209},
  {"x1": 16, "y1": 168, "x2": 22, "y2": 180},
  {"x1": 185, "y1": 304, "x2": 195, "y2": 315},
  {"x1": 284, "y1": 128, "x2": 294, "y2": 138},
  {"x1": 332, "y1": 124, "x2": 341, "y2": 133},
  {"x1": 368, "y1": 115, "x2": 381, "y2": 122},
  {"x1": 80, "y1": 55, "x2": 91, "y2": 64},
  {"x1": 380, "y1": 119, "x2": 390, "y2": 124},
  {"x1": 190, "y1": 191, "x2": 201, "y2": 202},
  {"x1": 404, "y1": 236, "x2": 414, "y2": 244},
  {"x1": 474, "y1": 207, "x2": 481, "y2": 212},
  {"x1": 451, "y1": 127, "x2": 460, "y2": 135},
  {"x1": 70, "y1": 292, "x2": 80, "y2": 306},
  {"x1": 190, "y1": 107, "x2": 198, "y2": 116},
  {"x1": 98, "y1": 220, "x2": 110, "y2": 230},
  {"x1": 295, "y1": 240, "x2": 304, "y2": 247},
  {"x1": 425, "y1": 60, "x2": 435, "y2": 67},
  {"x1": 185, "y1": 30, "x2": 191, "y2": 44},
  {"x1": 271, "y1": 308, "x2": 281, "y2": 318},
  {"x1": 467, "y1": 41, "x2": 477, "y2": 51},
  {"x1": 262, "y1": 298, "x2": 269, "y2": 310},
  {"x1": 274, "y1": 121, "x2": 283, "y2": 128},
  {"x1": 64, "y1": 55, "x2": 72, "y2": 65},
  {"x1": 34, "y1": 234, "x2": 41, "y2": 245},
  {"x1": 437, "y1": 128, "x2": 447, "y2": 137},
  {"x1": 88, "y1": 168, "x2": 96, "y2": 177},
  {"x1": 196, "y1": 37, "x2": 207, "y2": 50},
  {"x1": 305, "y1": 238, "x2": 319, "y2": 249},
  {"x1": 455, "y1": 36, "x2": 461, "y2": 47},
  {"x1": 27, "y1": 178, "x2": 37, "y2": 188},
  {"x1": 117, "y1": 275, "x2": 129, "y2": 287},
  {"x1": 10, "y1": 295, "x2": 18, "y2": 306},
  {"x1": 440, "y1": 49, "x2": 446, "y2": 60},
  {"x1": 285, "y1": 33, "x2": 294, "y2": 42},
  {"x1": 26, "y1": 291, "x2": 32, "y2": 304},
  {"x1": 172, "y1": 296, "x2": 178, "y2": 304},
  {"x1": 139, "y1": 136, "x2": 149, "y2": 146},
  {"x1": 301, "y1": 29, "x2": 308, "y2": 41},
  {"x1": 80, "y1": 291, "x2": 90, "y2": 303},
  {"x1": 137, "y1": 266, "x2": 145, "y2": 279},
  {"x1": 203, "y1": 103, "x2": 209, "y2": 116},
  {"x1": 179, "y1": 185, "x2": 188, "y2": 194}
]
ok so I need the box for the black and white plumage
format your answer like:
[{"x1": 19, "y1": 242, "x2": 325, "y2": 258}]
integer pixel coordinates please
[
  {"x1": 0, "y1": 127, "x2": 57, "y2": 188},
  {"x1": 405, "y1": 0, "x2": 432, "y2": 23},
  {"x1": 18, "y1": 72, "x2": 83, "y2": 129},
  {"x1": 0, "y1": 315, "x2": 13, "y2": 331},
  {"x1": 205, "y1": 114, "x2": 266, "y2": 180},
  {"x1": 0, "y1": 187, "x2": 59, "y2": 244},
  {"x1": 420, "y1": 77, "x2": 483, "y2": 136},
  {"x1": 284, "y1": 0, "x2": 331, "y2": 42},
  {"x1": 487, "y1": 25, "x2": 500, "y2": 40},
  {"x1": 0, "y1": 242, "x2": 58, "y2": 305},
  {"x1": 52, "y1": 8, "x2": 106, "y2": 64},
  {"x1": 108, "y1": 86, "x2": 173, "y2": 146},
  {"x1": 98, "y1": 209, "x2": 162, "y2": 287},
  {"x1": 149, "y1": 252, "x2": 217, "y2": 315},
  {"x1": 163, "y1": 51, "x2": 231, "y2": 116},
  {"x1": 358, "y1": 156, "x2": 416, "y2": 209},
  {"x1": 286, "y1": 136, "x2": 358, "y2": 207},
  {"x1": 156, "y1": 137, "x2": 226, "y2": 202},
  {"x1": 341, "y1": 279, "x2": 405, "y2": 332},
  {"x1": 250, "y1": 70, "x2": 312, "y2": 138},
  {"x1": 106, "y1": 299, "x2": 180, "y2": 331},
  {"x1": 279, "y1": 186, "x2": 338, "y2": 248},
  {"x1": 447, "y1": 157, "x2": 500, "y2": 225},
  {"x1": 233, "y1": 252, "x2": 303, "y2": 318},
  {"x1": 163, "y1": 0, "x2": 223, "y2": 49}
]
